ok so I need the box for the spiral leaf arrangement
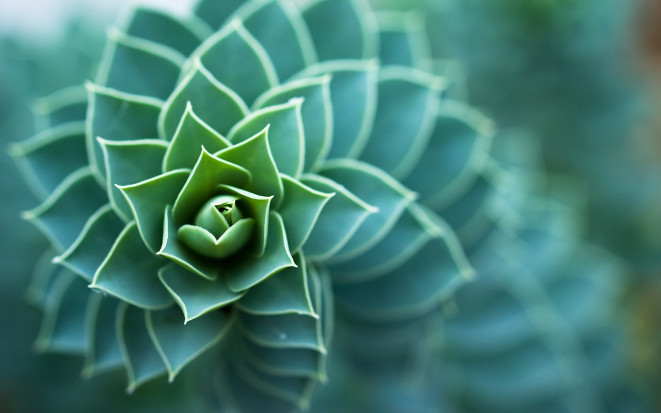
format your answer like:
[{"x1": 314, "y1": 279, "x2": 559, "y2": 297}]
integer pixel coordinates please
[{"x1": 11, "y1": 0, "x2": 481, "y2": 410}]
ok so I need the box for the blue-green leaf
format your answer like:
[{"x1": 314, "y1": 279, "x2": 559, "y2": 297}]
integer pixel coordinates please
[
  {"x1": 216, "y1": 127, "x2": 284, "y2": 204},
  {"x1": 86, "y1": 83, "x2": 162, "y2": 181},
  {"x1": 320, "y1": 159, "x2": 416, "y2": 262},
  {"x1": 35, "y1": 270, "x2": 88, "y2": 354},
  {"x1": 296, "y1": 60, "x2": 377, "y2": 159},
  {"x1": 83, "y1": 294, "x2": 124, "y2": 377},
  {"x1": 237, "y1": 309, "x2": 326, "y2": 353},
  {"x1": 32, "y1": 85, "x2": 88, "y2": 128},
  {"x1": 254, "y1": 76, "x2": 333, "y2": 172},
  {"x1": 96, "y1": 29, "x2": 183, "y2": 100},
  {"x1": 299, "y1": 173, "x2": 375, "y2": 260},
  {"x1": 278, "y1": 175, "x2": 333, "y2": 252},
  {"x1": 358, "y1": 68, "x2": 442, "y2": 178},
  {"x1": 302, "y1": 0, "x2": 378, "y2": 61},
  {"x1": 124, "y1": 7, "x2": 209, "y2": 56},
  {"x1": 224, "y1": 212, "x2": 296, "y2": 293},
  {"x1": 146, "y1": 305, "x2": 233, "y2": 381},
  {"x1": 92, "y1": 222, "x2": 173, "y2": 309},
  {"x1": 376, "y1": 11, "x2": 431, "y2": 70},
  {"x1": 117, "y1": 303, "x2": 167, "y2": 392},
  {"x1": 56, "y1": 204, "x2": 125, "y2": 282},
  {"x1": 228, "y1": 99, "x2": 305, "y2": 178},
  {"x1": 158, "y1": 263, "x2": 243, "y2": 323},
  {"x1": 10, "y1": 121, "x2": 87, "y2": 199},
  {"x1": 158, "y1": 60, "x2": 249, "y2": 140},
  {"x1": 238, "y1": 0, "x2": 316, "y2": 80},
  {"x1": 163, "y1": 102, "x2": 231, "y2": 172},
  {"x1": 194, "y1": 0, "x2": 244, "y2": 29},
  {"x1": 98, "y1": 138, "x2": 168, "y2": 221},
  {"x1": 119, "y1": 169, "x2": 190, "y2": 252},
  {"x1": 23, "y1": 168, "x2": 106, "y2": 252},
  {"x1": 236, "y1": 253, "x2": 315, "y2": 316},
  {"x1": 194, "y1": 19, "x2": 278, "y2": 104}
]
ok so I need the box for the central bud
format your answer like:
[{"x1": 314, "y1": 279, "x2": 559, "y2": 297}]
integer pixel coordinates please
[{"x1": 177, "y1": 195, "x2": 255, "y2": 259}]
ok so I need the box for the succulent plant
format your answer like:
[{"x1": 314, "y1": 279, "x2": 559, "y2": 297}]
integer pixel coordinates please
[{"x1": 10, "y1": 0, "x2": 486, "y2": 410}]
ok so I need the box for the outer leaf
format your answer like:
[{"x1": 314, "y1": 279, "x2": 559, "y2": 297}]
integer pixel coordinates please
[
  {"x1": 278, "y1": 175, "x2": 333, "y2": 252},
  {"x1": 23, "y1": 168, "x2": 106, "y2": 252},
  {"x1": 146, "y1": 305, "x2": 233, "y2": 381},
  {"x1": 96, "y1": 28, "x2": 183, "y2": 100},
  {"x1": 376, "y1": 11, "x2": 431, "y2": 70},
  {"x1": 119, "y1": 169, "x2": 190, "y2": 252},
  {"x1": 254, "y1": 76, "x2": 333, "y2": 172},
  {"x1": 194, "y1": 0, "x2": 244, "y2": 29},
  {"x1": 296, "y1": 60, "x2": 377, "y2": 159},
  {"x1": 86, "y1": 83, "x2": 162, "y2": 181},
  {"x1": 302, "y1": 0, "x2": 378, "y2": 61},
  {"x1": 216, "y1": 127, "x2": 284, "y2": 204},
  {"x1": 238, "y1": 0, "x2": 316, "y2": 80},
  {"x1": 83, "y1": 294, "x2": 124, "y2": 377},
  {"x1": 10, "y1": 121, "x2": 87, "y2": 198},
  {"x1": 239, "y1": 333, "x2": 324, "y2": 379},
  {"x1": 124, "y1": 7, "x2": 209, "y2": 56},
  {"x1": 404, "y1": 102, "x2": 494, "y2": 207},
  {"x1": 35, "y1": 271, "x2": 88, "y2": 354},
  {"x1": 99, "y1": 138, "x2": 168, "y2": 221},
  {"x1": 237, "y1": 310, "x2": 326, "y2": 353},
  {"x1": 32, "y1": 85, "x2": 88, "y2": 128},
  {"x1": 56, "y1": 204, "x2": 125, "y2": 282},
  {"x1": 228, "y1": 99, "x2": 305, "y2": 178},
  {"x1": 158, "y1": 263, "x2": 243, "y2": 323},
  {"x1": 236, "y1": 253, "x2": 316, "y2": 316},
  {"x1": 358, "y1": 68, "x2": 443, "y2": 178},
  {"x1": 158, "y1": 59, "x2": 249, "y2": 141},
  {"x1": 91, "y1": 222, "x2": 173, "y2": 309},
  {"x1": 320, "y1": 159, "x2": 416, "y2": 262},
  {"x1": 224, "y1": 212, "x2": 296, "y2": 293},
  {"x1": 299, "y1": 174, "x2": 376, "y2": 259},
  {"x1": 193, "y1": 19, "x2": 278, "y2": 104},
  {"x1": 172, "y1": 148, "x2": 250, "y2": 226},
  {"x1": 117, "y1": 303, "x2": 167, "y2": 392},
  {"x1": 163, "y1": 102, "x2": 231, "y2": 172}
]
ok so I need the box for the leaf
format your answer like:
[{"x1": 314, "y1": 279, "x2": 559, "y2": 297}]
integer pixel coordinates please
[
  {"x1": 146, "y1": 305, "x2": 233, "y2": 381},
  {"x1": 83, "y1": 294, "x2": 124, "y2": 377},
  {"x1": 237, "y1": 309, "x2": 326, "y2": 353},
  {"x1": 299, "y1": 174, "x2": 375, "y2": 260},
  {"x1": 254, "y1": 76, "x2": 333, "y2": 172},
  {"x1": 56, "y1": 204, "x2": 125, "y2": 282},
  {"x1": 358, "y1": 68, "x2": 442, "y2": 179},
  {"x1": 404, "y1": 102, "x2": 494, "y2": 207},
  {"x1": 194, "y1": 0, "x2": 244, "y2": 29},
  {"x1": 296, "y1": 60, "x2": 377, "y2": 159},
  {"x1": 116, "y1": 303, "x2": 167, "y2": 392},
  {"x1": 278, "y1": 175, "x2": 333, "y2": 252},
  {"x1": 172, "y1": 148, "x2": 250, "y2": 226},
  {"x1": 119, "y1": 169, "x2": 190, "y2": 252},
  {"x1": 302, "y1": 0, "x2": 378, "y2": 61},
  {"x1": 35, "y1": 270, "x2": 88, "y2": 354},
  {"x1": 329, "y1": 203, "x2": 435, "y2": 283},
  {"x1": 228, "y1": 98, "x2": 305, "y2": 178},
  {"x1": 158, "y1": 60, "x2": 249, "y2": 140},
  {"x1": 32, "y1": 85, "x2": 88, "y2": 128},
  {"x1": 334, "y1": 209, "x2": 473, "y2": 321},
  {"x1": 236, "y1": 253, "x2": 315, "y2": 316},
  {"x1": 221, "y1": 185, "x2": 273, "y2": 256},
  {"x1": 163, "y1": 102, "x2": 231, "y2": 172},
  {"x1": 98, "y1": 138, "x2": 168, "y2": 221},
  {"x1": 10, "y1": 121, "x2": 87, "y2": 199},
  {"x1": 320, "y1": 159, "x2": 416, "y2": 262},
  {"x1": 96, "y1": 28, "x2": 183, "y2": 100},
  {"x1": 376, "y1": 11, "x2": 432, "y2": 70},
  {"x1": 216, "y1": 127, "x2": 284, "y2": 204},
  {"x1": 23, "y1": 168, "x2": 107, "y2": 252},
  {"x1": 86, "y1": 83, "x2": 162, "y2": 181},
  {"x1": 238, "y1": 0, "x2": 316, "y2": 81},
  {"x1": 158, "y1": 263, "x2": 243, "y2": 323},
  {"x1": 92, "y1": 222, "x2": 173, "y2": 310},
  {"x1": 224, "y1": 212, "x2": 296, "y2": 293},
  {"x1": 124, "y1": 7, "x2": 209, "y2": 56},
  {"x1": 25, "y1": 249, "x2": 60, "y2": 307},
  {"x1": 194, "y1": 19, "x2": 278, "y2": 104},
  {"x1": 177, "y1": 218, "x2": 255, "y2": 259}
]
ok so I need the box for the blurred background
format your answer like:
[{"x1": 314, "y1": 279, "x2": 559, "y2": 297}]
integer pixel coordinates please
[{"x1": 2, "y1": 0, "x2": 661, "y2": 411}]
